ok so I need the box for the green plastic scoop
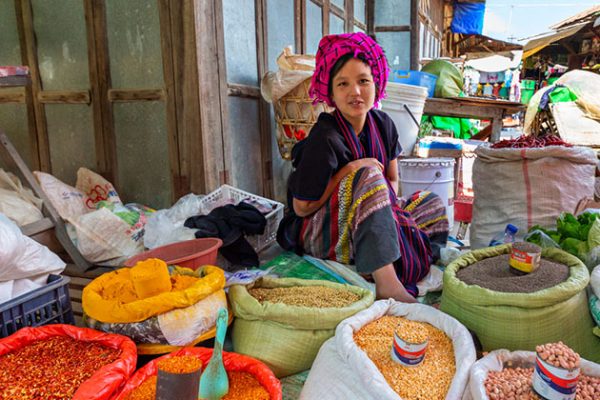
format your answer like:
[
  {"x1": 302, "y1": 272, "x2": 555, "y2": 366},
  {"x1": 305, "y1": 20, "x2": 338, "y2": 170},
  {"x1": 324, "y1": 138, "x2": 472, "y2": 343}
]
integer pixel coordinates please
[{"x1": 199, "y1": 307, "x2": 229, "y2": 400}]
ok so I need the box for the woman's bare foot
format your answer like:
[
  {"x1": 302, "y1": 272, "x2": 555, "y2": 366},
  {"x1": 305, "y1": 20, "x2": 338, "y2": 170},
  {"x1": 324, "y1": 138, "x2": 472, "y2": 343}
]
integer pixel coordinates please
[{"x1": 372, "y1": 264, "x2": 418, "y2": 303}]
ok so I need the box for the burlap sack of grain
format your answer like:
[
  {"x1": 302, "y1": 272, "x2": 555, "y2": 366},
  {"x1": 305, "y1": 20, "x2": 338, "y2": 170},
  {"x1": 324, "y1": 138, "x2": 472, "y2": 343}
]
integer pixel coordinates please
[
  {"x1": 228, "y1": 277, "x2": 374, "y2": 377},
  {"x1": 440, "y1": 245, "x2": 600, "y2": 362},
  {"x1": 470, "y1": 145, "x2": 597, "y2": 249},
  {"x1": 462, "y1": 349, "x2": 600, "y2": 400},
  {"x1": 300, "y1": 300, "x2": 476, "y2": 400}
]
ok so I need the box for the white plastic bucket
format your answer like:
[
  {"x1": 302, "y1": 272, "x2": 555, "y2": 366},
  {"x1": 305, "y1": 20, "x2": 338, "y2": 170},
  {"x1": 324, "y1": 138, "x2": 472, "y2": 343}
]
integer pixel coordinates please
[
  {"x1": 381, "y1": 82, "x2": 428, "y2": 156},
  {"x1": 398, "y1": 157, "x2": 455, "y2": 227}
]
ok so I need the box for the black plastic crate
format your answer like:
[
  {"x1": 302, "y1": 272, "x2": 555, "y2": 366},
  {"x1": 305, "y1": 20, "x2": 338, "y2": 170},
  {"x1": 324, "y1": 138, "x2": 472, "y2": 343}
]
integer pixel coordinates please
[{"x1": 0, "y1": 274, "x2": 74, "y2": 338}]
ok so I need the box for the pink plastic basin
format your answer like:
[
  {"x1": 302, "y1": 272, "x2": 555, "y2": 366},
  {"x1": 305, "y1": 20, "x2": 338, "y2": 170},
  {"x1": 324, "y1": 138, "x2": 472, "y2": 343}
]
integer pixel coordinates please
[{"x1": 124, "y1": 238, "x2": 223, "y2": 271}]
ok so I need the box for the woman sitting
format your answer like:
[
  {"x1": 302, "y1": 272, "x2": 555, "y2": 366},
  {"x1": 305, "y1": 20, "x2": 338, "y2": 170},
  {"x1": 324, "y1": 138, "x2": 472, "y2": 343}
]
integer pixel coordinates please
[{"x1": 277, "y1": 33, "x2": 449, "y2": 303}]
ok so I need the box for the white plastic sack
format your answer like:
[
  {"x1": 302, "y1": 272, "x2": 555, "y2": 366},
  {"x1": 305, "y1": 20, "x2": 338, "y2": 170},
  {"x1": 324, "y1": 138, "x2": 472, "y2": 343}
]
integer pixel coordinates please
[
  {"x1": 260, "y1": 46, "x2": 314, "y2": 103},
  {"x1": 34, "y1": 171, "x2": 88, "y2": 220},
  {"x1": 592, "y1": 266, "x2": 600, "y2": 299},
  {"x1": 143, "y1": 193, "x2": 203, "y2": 249},
  {"x1": 0, "y1": 214, "x2": 65, "y2": 302},
  {"x1": 0, "y1": 169, "x2": 43, "y2": 226},
  {"x1": 470, "y1": 146, "x2": 597, "y2": 249},
  {"x1": 75, "y1": 167, "x2": 122, "y2": 209},
  {"x1": 300, "y1": 299, "x2": 476, "y2": 400},
  {"x1": 463, "y1": 349, "x2": 600, "y2": 400}
]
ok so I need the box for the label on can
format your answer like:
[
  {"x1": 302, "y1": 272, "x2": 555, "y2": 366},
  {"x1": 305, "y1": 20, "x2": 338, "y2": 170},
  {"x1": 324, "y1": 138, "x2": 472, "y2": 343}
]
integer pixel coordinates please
[
  {"x1": 532, "y1": 356, "x2": 579, "y2": 400},
  {"x1": 509, "y1": 248, "x2": 541, "y2": 273},
  {"x1": 390, "y1": 333, "x2": 428, "y2": 367}
]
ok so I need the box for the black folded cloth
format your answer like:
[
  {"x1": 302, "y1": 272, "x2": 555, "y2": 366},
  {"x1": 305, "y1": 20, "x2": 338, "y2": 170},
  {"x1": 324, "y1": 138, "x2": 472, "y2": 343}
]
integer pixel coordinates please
[{"x1": 184, "y1": 201, "x2": 267, "y2": 267}]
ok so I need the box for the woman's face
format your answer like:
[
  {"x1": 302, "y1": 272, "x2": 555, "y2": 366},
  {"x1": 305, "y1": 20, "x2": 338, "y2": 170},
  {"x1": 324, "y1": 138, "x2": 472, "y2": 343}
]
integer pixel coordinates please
[{"x1": 331, "y1": 58, "x2": 376, "y2": 124}]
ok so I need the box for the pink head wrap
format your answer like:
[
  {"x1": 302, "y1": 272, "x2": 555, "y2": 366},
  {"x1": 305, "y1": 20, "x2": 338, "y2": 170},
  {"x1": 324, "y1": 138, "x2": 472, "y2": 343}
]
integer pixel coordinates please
[{"x1": 309, "y1": 32, "x2": 389, "y2": 108}]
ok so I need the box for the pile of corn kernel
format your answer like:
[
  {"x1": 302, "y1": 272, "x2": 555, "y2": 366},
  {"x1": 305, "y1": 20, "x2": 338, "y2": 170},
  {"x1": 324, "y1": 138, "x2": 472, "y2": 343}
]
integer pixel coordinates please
[{"x1": 354, "y1": 316, "x2": 455, "y2": 400}]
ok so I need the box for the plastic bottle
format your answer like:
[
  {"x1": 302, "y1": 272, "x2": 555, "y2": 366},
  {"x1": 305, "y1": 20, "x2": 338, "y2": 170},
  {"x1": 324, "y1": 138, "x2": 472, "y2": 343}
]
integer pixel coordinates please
[{"x1": 489, "y1": 224, "x2": 519, "y2": 247}]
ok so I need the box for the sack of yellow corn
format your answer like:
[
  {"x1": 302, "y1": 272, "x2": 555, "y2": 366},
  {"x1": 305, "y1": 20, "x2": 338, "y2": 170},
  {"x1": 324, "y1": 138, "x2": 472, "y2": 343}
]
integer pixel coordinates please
[
  {"x1": 300, "y1": 299, "x2": 476, "y2": 400},
  {"x1": 229, "y1": 277, "x2": 374, "y2": 377}
]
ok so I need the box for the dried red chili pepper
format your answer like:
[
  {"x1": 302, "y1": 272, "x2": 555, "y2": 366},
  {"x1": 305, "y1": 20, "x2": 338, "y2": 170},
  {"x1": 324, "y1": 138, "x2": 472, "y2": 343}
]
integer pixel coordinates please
[
  {"x1": 491, "y1": 134, "x2": 572, "y2": 149},
  {"x1": 0, "y1": 336, "x2": 121, "y2": 400}
]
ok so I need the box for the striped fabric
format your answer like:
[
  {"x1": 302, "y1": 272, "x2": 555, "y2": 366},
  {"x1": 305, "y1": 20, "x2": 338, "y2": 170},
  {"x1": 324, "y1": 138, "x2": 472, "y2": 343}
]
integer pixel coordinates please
[{"x1": 299, "y1": 167, "x2": 440, "y2": 297}]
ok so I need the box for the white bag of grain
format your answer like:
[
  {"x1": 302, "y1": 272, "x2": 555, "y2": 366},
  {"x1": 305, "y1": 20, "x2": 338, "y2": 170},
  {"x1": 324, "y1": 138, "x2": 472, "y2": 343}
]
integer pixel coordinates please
[
  {"x1": 470, "y1": 146, "x2": 597, "y2": 249},
  {"x1": 463, "y1": 349, "x2": 600, "y2": 400},
  {"x1": 300, "y1": 299, "x2": 476, "y2": 400}
]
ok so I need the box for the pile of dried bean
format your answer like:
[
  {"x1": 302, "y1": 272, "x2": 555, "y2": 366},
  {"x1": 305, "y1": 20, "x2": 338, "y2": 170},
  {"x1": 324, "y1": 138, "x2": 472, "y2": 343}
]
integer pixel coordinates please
[
  {"x1": 123, "y1": 369, "x2": 269, "y2": 400},
  {"x1": 354, "y1": 316, "x2": 455, "y2": 400},
  {"x1": 248, "y1": 286, "x2": 360, "y2": 308},
  {"x1": 491, "y1": 135, "x2": 572, "y2": 149},
  {"x1": 0, "y1": 336, "x2": 121, "y2": 400}
]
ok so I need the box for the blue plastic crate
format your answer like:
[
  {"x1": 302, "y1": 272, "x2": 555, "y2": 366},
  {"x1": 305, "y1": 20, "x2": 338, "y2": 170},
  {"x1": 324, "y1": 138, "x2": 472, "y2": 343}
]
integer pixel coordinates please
[
  {"x1": 390, "y1": 70, "x2": 438, "y2": 98},
  {"x1": 0, "y1": 274, "x2": 74, "y2": 338}
]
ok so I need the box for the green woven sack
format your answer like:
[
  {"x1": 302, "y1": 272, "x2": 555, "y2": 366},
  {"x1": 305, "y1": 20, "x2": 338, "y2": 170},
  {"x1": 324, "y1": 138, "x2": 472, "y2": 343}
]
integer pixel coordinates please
[
  {"x1": 441, "y1": 245, "x2": 600, "y2": 362},
  {"x1": 229, "y1": 277, "x2": 375, "y2": 377}
]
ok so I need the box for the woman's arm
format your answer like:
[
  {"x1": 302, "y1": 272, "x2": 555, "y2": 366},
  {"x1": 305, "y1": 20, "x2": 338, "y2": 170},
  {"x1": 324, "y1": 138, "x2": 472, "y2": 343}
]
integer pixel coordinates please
[
  {"x1": 293, "y1": 157, "x2": 383, "y2": 217},
  {"x1": 387, "y1": 158, "x2": 399, "y2": 196}
]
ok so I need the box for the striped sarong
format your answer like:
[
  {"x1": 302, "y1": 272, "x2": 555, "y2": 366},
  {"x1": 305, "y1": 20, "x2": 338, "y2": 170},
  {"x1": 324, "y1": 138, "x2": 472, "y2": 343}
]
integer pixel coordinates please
[{"x1": 299, "y1": 166, "x2": 448, "y2": 296}]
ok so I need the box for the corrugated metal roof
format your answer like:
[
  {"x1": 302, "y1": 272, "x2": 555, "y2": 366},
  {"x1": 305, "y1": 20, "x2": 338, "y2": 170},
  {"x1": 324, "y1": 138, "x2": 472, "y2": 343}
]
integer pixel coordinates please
[{"x1": 550, "y1": 5, "x2": 600, "y2": 30}]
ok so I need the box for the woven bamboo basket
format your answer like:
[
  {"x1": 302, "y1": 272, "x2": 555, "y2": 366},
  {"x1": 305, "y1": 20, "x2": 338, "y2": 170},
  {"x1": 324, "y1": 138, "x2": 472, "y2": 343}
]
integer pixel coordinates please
[
  {"x1": 274, "y1": 78, "x2": 333, "y2": 160},
  {"x1": 531, "y1": 109, "x2": 560, "y2": 137}
]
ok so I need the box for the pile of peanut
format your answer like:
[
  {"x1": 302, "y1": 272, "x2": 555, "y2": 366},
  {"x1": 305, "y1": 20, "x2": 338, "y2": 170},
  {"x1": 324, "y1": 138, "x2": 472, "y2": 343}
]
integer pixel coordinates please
[
  {"x1": 485, "y1": 367, "x2": 538, "y2": 400},
  {"x1": 536, "y1": 341, "x2": 580, "y2": 370},
  {"x1": 395, "y1": 319, "x2": 429, "y2": 344},
  {"x1": 484, "y1": 342, "x2": 599, "y2": 400},
  {"x1": 485, "y1": 368, "x2": 600, "y2": 400}
]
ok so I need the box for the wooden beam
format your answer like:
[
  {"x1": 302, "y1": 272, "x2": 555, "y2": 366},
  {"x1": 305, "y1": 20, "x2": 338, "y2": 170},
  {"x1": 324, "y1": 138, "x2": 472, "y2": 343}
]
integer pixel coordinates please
[
  {"x1": 38, "y1": 90, "x2": 91, "y2": 104},
  {"x1": 344, "y1": 0, "x2": 353, "y2": 33},
  {"x1": 322, "y1": 0, "x2": 329, "y2": 36},
  {"x1": 0, "y1": 91, "x2": 26, "y2": 103},
  {"x1": 86, "y1": 0, "x2": 117, "y2": 184},
  {"x1": 256, "y1": 0, "x2": 273, "y2": 197},
  {"x1": 411, "y1": 0, "x2": 421, "y2": 70},
  {"x1": 174, "y1": 0, "x2": 203, "y2": 196},
  {"x1": 375, "y1": 25, "x2": 411, "y2": 32},
  {"x1": 226, "y1": 84, "x2": 261, "y2": 99},
  {"x1": 158, "y1": 0, "x2": 182, "y2": 203},
  {"x1": 193, "y1": 0, "x2": 227, "y2": 191},
  {"x1": 107, "y1": 89, "x2": 166, "y2": 102},
  {"x1": 17, "y1": 0, "x2": 51, "y2": 172},
  {"x1": 297, "y1": 0, "x2": 306, "y2": 54},
  {"x1": 366, "y1": 0, "x2": 374, "y2": 37},
  {"x1": 353, "y1": 20, "x2": 367, "y2": 31}
]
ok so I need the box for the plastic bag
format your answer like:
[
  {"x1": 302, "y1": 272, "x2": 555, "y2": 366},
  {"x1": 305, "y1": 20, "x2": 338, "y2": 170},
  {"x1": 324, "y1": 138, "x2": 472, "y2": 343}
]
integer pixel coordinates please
[
  {"x1": 463, "y1": 349, "x2": 600, "y2": 400},
  {"x1": 34, "y1": 171, "x2": 88, "y2": 220},
  {"x1": 556, "y1": 70, "x2": 600, "y2": 121},
  {"x1": 0, "y1": 169, "x2": 43, "y2": 226},
  {"x1": 113, "y1": 347, "x2": 282, "y2": 400},
  {"x1": 0, "y1": 214, "x2": 65, "y2": 302},
  {"x1": 0, "y1": 324, "x2": 137, "y2": 400},
  {"x1": 83, "y1": 265, "x2": 225, "y2": 323},
  {"x1": 143, "y1": 193, "x2": 203, "y2": 249},
  {"x1": 76, "y1": 167, "x2": 122, "y2": 210},
  {"x1": 300, "y1": 300, "x2": 476, "y2": 400},
  {"x1": 261, "y1": 46, "x2": 315, "y2": 103}
]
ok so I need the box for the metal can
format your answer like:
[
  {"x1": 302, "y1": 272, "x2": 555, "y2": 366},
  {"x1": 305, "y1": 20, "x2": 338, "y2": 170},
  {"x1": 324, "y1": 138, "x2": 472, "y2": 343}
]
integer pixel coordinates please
[{"x1": 532, "y1": 352, "x2": 580, "y2": 400}]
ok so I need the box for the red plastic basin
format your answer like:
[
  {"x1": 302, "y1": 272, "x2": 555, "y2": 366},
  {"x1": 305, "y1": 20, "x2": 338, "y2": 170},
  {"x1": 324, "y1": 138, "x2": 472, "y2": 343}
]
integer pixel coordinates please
[{"x1": 124, "y1": 238, "x2": 223, "y2": 271}]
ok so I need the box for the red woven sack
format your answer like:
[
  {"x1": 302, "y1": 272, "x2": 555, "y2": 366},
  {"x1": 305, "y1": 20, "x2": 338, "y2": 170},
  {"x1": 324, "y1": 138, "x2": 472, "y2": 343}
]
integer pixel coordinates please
[
  {"x1": 114, "y1": 347, "x2": 282, "y2": 400},
  {"x1": 0, "y1": 324, "x2": 137, "y2": 400}
]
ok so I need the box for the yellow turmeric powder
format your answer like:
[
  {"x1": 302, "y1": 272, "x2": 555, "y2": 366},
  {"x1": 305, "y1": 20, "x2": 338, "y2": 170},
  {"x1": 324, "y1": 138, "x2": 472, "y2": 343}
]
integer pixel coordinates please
[
  {"x1": 130, "y1": 258, "x2": 172, "y2": 299},
  {"x1": 97, "y1": 264, "x2": 200, "y2": 304}
]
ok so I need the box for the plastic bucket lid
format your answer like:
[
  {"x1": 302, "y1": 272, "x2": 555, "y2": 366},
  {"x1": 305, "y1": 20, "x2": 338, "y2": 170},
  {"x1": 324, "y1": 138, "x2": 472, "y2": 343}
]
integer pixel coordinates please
[{"x1": 386, "y1": 82, "x2": 428, "y2": 98}]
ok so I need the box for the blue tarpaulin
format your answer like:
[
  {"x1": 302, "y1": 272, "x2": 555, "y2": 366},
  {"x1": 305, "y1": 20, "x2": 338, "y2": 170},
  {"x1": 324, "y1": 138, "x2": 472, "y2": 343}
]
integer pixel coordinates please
[{"x1": 450, "y1": 2, "x2": 486, "y2": 35}]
